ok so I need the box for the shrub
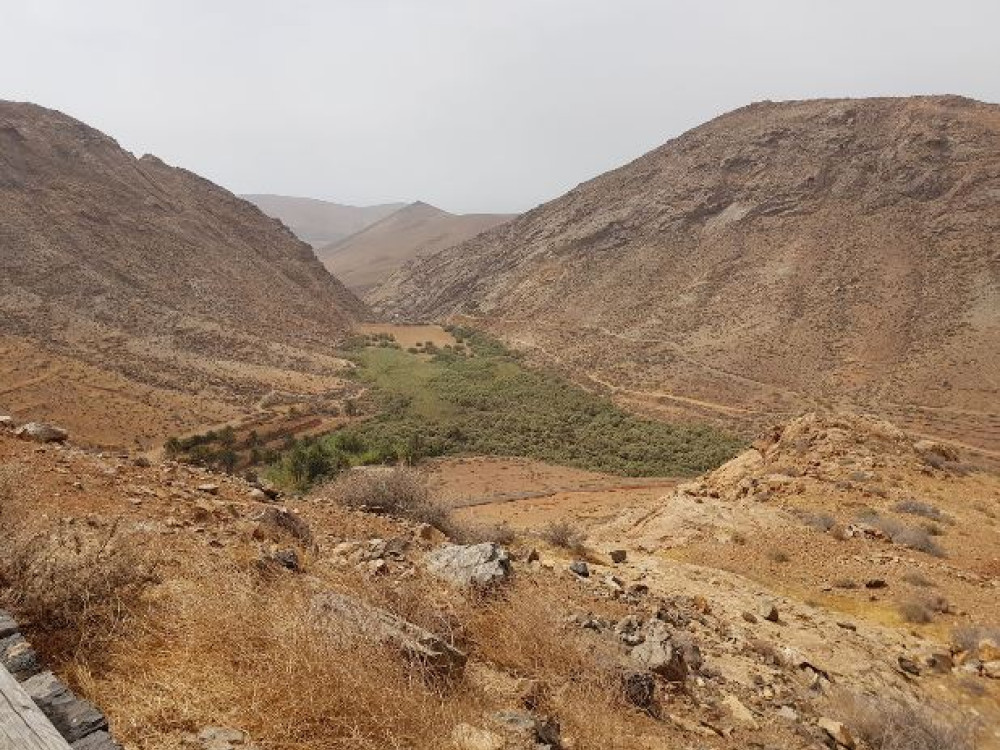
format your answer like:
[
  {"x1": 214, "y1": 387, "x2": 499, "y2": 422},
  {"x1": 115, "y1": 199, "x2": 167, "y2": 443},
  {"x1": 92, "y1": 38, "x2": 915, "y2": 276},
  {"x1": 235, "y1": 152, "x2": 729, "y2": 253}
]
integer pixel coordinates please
[
  {"x1": 768, "y1": 549, "x2": 791, "y2": 564},
  {"x1": 324, "y1": 468, "x2": 448, "y2": 528},
  {"x1": 857, "y1": 512, "x2": 945, "y2": 557},
  {"x1": 893, "y1": 499, "x2": 945, "y2": 521},
  {"x1": 539, "y1": 520, "x2": 587, "y2": 553},
  {"x1": 901, "y1": 570, "x2": 935, "y2": 587},
  {"x1": 440, "y1": 519, "x2": 516, "y2": 546},
  {"x1": 833, "y1": 691, "x2": 977, "y2": 750},
  {"x1": 952, "y1": 624, "x2": 1000, "y2": 656},
  {"x1": 897, "y1": 599, "x2": 933, "y2": 624},
  {"x1": 798, "y1": 511, "x2": 836, "y2": 532}
]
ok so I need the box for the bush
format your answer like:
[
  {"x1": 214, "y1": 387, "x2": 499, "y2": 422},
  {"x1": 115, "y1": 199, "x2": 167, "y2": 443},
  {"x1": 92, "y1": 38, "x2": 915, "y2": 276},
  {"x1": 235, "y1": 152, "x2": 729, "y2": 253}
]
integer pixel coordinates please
[
  {"x1": 893, "y1": 499, "x2": 945, "y2": 521},
  {"x1": 834, "y1": 691, "x2": 977, "y2": 750},
  {"x1": 324, "y1": 468, "x2": 448, "y2": 528},
  {"x1": 857, "y1": 512, "x2": 945, "y2": 557},
  {"x1": 952, "y1": 624, "x2": 1000, "y2": 656},
  {"x1": 539, "y1": 520, "x2": 587, "y2": 553}
]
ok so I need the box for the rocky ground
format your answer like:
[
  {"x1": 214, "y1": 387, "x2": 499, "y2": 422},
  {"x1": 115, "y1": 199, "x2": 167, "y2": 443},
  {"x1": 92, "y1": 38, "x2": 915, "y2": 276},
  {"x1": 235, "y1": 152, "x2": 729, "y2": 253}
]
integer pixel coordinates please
[{"x1": 1, "y1": 411, "x2": 997, "y2": 749}]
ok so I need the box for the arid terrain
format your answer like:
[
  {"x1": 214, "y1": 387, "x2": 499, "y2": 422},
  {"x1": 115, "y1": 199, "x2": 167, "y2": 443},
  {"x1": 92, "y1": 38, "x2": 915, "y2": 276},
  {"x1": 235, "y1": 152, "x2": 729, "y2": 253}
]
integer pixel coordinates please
[
  {"x1": 372, "y1": 96, "x2": 1000, "y2": 459},
  {"x1": 318, "y1": 201, "x2": 513, "y2": 293}
]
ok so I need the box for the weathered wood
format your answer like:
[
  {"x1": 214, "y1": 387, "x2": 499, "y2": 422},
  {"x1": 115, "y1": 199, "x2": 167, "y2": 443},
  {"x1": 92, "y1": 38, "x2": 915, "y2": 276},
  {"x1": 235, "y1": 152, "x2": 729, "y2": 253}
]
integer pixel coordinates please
[{"x1": 0, "y1": 663, "x2": 73, "y2": 750}]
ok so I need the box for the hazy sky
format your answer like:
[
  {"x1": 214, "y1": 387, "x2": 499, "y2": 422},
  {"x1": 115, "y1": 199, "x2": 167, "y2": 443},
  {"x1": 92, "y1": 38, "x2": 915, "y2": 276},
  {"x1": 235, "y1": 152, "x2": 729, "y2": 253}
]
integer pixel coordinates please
[{"x1": 2, "y1": 1, "x2": 998, "y2": 213}]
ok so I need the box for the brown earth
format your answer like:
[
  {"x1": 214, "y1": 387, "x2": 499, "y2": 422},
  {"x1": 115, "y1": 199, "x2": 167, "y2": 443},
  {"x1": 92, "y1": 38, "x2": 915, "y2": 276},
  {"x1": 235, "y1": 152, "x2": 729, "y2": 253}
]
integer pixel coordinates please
[
  {"x1": 241, "y1": 194, "x2": 405, "y2": 248},
  {"x1": 319, "y1": 201, "x2": 512, "y2": 293},
  {"x1": 371, "y1": 96, "x2": 1000, "y2": 457},
  {"x1": 0, "y1": 101, "x2": 370, "y2": 448}
]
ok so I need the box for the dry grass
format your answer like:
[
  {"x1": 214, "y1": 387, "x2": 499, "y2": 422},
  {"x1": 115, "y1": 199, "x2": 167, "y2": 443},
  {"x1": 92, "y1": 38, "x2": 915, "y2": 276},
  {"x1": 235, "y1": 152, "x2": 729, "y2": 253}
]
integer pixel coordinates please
[
  {"x1": 82, "y1": 565, "x2": 476, "y2": 749},
  {"x1": 538, "y1": 520, "x2": 587, "y2": 554},
  {"x1": 857, "y1": 511, "x2": 945, "y2": 557},
  {"x1": 833, "y1": 691, "x2": 978, "y2": 750},
  {"x1": 0, "y1": 463, "x2": 158, "y2": 666}
]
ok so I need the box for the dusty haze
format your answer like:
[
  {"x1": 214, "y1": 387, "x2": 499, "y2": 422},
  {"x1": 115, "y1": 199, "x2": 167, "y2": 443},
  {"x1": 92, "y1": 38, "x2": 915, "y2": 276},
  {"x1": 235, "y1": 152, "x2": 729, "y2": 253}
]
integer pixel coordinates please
[{"x1": 2, "y1": 0, "x2": 999, "y2": 212}]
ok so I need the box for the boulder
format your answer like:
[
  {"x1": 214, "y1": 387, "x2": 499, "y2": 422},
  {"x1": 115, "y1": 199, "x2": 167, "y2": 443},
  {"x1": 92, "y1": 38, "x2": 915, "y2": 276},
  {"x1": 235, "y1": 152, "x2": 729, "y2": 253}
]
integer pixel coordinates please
[
  {"x1": 15, "y1": 421, "x2": 68, "y2": 443},
  {"x1": 312, "y1": 591, "x2": 467, "y2": 675},
  {"x1": 630, "y1": 624, "x2": 693, "y2": 682},
  {"x1": 424, "y1": 543, "x2": 511, "y2": 588},
  {"x1": 23, "y1": 671, "x2": 108, "y2": 742}
]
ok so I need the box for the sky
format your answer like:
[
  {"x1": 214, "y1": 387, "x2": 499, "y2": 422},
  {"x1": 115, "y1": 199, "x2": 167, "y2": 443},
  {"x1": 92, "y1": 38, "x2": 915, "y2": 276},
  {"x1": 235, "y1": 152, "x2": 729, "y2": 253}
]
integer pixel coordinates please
[{"x1": 1, "y1": 0, "x2": 998, "y2": 214}]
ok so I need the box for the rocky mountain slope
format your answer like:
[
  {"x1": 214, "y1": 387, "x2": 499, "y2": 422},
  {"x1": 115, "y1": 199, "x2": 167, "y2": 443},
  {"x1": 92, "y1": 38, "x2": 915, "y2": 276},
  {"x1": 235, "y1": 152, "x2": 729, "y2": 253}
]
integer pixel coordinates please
[
  {"x1": 242, "y1": 193, "x2": 404, "y2": 248},
  {"x1": 371, "y1": 97, "x2": 1000, "y2": 456},
  {"x1": 0, "y1": 101, "x2": 367, "y2": 446},
  {"x1": 319, "y1": 201, "x2": 513, "y2": 293}
]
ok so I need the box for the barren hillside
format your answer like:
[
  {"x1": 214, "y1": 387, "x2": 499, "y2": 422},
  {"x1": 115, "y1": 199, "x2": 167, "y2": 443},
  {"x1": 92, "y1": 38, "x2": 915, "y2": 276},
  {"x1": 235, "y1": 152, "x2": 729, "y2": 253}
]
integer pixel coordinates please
[
  {"x1": 242, "y1": 193, "x2": 404, "y2": 248},
  {"x1": 319, "y1": 201, "x2": 513, "y2": 293},
  {"x1": 371, "y1": 97, "x2": 1000, "y2": 455},
  {"x1": 0, "y1": 101, "x2": 368, "y2": 446}
]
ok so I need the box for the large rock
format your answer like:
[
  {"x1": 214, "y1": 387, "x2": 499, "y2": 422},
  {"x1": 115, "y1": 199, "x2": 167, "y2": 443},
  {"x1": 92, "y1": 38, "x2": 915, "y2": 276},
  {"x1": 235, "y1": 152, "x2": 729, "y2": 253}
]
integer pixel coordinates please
[
  {"x1": 252, "y1": 507, "x2": 314, "y2": 545},
  {"x1": 312, "y1": 591, "x2": 467, "y2": 675},
  {"x1": 71, "y1": 730, "x2": 124, "y2": 750},
  {"x1": 15, "y1": 421, "x2": 68, "y2": 443},
  {"x1": 0, "y1": 631, "x2": 42, "y2": 679},
  {"x1": 23, "y1": 671, "x2": 108, "y2": 742},
  {"x1": 630, "y1": 622, "x2": 699, "y2": 682},
  {"x1": 424, "y1": 543, "x2": 511, "y2": 588}
]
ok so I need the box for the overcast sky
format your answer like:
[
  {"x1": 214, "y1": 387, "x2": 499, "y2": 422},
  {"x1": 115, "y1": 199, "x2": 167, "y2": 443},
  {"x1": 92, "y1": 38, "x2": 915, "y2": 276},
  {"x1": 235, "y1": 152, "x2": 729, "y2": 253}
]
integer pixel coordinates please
[{"x1": 2, "y1": 1, "x2": 998, "y2": 213}]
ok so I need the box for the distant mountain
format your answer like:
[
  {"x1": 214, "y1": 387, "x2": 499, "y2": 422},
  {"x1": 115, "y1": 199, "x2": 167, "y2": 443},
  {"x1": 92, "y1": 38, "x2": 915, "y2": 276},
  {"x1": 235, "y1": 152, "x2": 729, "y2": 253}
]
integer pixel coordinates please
[
  {"x1": 371, "y1": 97, "x2": 1000, "y2": 454},
  {"x1": 242, "y1": 194, "x2": 404, "y2": 247},
  {"x1": 317, "y1": 201, "x2": 513, "y2": 294}
]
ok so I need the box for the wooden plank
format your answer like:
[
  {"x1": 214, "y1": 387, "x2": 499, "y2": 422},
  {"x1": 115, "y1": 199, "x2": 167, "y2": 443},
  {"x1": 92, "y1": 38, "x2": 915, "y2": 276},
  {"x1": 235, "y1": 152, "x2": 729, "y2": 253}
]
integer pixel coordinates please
[{"x1": 0, "y1": 662, "x2": 72, "y2": 750}]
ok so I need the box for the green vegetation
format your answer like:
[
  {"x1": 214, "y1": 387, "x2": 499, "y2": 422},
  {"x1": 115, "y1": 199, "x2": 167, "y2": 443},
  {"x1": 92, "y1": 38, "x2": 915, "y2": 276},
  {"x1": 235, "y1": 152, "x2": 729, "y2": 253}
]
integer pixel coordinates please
[{"x1": 265, "y1": 326, "x2": 742, "y2": 491}]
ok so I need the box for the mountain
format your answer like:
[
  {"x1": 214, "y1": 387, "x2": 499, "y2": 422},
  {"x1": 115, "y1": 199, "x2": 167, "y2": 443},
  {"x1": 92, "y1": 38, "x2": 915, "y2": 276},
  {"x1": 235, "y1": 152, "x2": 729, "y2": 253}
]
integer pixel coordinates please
[
  {"x1": 371, "y1": 96, "x2": 1000, "y2": 455},
  {"x1": 317, "y1": 201, "x2": 513, "y2": 293},
  {"x1": 242, "y1": 193, "x2": 404, "y2": 247},
  {"x1": 0, "y1": 101, "x2": 368, "y2": 446}
]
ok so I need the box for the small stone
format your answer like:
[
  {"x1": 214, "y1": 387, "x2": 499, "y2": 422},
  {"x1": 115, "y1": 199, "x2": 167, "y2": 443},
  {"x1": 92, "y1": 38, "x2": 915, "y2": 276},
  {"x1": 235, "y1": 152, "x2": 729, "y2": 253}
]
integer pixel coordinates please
[
  {"x1": 897, "y1": 656, "x2": 921, "y2": 676},
  {"x1": 817, "y1": 717, "x2": 855, "y2": 749},
  {"x1": 197, "y1": 483, "x2": 220, "y2": 495},
  {"x1": 836, "y1": 621, "x2": 857, "y2": 631},
  {"x1": 451, "y1": 723, "x2": 504, "y2": 750},
  {"x1": 609, "y1": 549, "x2": 627, "y2": 564},
  {"x1": 978, "y1": 638, "x2": 1000, "y2": 662},
  {"x1": 569, "y1": 560, "x2": 590, "y2": 578},
  {"x1": 865, "y1": 578, "x2": 888, "y2": 589},
  {"x1": 525, "y1": 547, "x2": 540, "y2": 563},
  {"x1": 742, "y1": 611, "x2": 758, "y2": 624},
  {"x1": 248, "y1": 488, "x2": 267, "y2": 502},
  {"x1": 926, "y1": 652, "x2": 953, "y2": 672},
  {"x1": 759, "y1": 602, "x2": 780, "y2": 622},
  {"x1": 982, "y1": 660, "x2": 1000, "y2": 679},
  {"x1": 721, "y1": 693, "x2": 759, "y2": 729}
]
